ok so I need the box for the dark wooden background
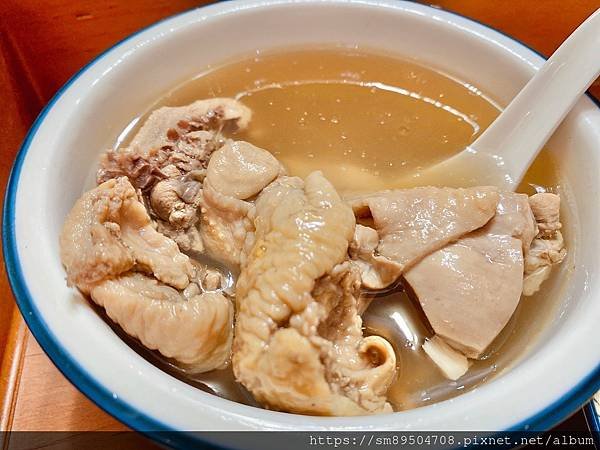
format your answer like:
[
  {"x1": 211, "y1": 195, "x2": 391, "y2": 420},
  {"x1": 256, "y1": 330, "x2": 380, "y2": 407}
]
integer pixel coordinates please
[{"x1": 1, "y1": 0, "x2": 599, "y2": 436}]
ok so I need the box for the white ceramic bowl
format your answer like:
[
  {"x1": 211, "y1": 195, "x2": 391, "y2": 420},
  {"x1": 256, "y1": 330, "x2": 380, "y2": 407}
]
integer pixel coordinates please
[{"x1": 4, "y1": 0, "x2": 600, "y2": 446}]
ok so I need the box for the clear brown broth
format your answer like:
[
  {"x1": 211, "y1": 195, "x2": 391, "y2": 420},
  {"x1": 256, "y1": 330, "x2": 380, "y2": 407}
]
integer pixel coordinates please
[{"x1": 114, "y1": 48, "x2": 564, "y2": 412}]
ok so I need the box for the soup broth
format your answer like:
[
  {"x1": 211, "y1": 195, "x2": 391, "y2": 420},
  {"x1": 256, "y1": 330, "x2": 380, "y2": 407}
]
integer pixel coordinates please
[{"x1": 113, "y1": 48, "x2": 566, "y2": 411}]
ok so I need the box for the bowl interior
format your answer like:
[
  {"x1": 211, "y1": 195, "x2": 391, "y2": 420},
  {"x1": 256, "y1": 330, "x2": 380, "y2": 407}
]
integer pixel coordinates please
[{"x1": 8, "y1": 0, "x2": 600, "y2": 435}]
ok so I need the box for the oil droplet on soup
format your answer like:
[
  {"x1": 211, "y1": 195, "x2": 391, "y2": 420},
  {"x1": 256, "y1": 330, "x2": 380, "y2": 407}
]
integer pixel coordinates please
[{"x1": 116, "y1": 48, "x2": 564, "y2": 411}]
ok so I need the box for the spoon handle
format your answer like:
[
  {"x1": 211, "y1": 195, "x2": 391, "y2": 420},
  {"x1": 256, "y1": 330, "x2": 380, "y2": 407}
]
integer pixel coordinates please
[{"x1": 470, "y1": 8, "x2": 600, "y2": 187}]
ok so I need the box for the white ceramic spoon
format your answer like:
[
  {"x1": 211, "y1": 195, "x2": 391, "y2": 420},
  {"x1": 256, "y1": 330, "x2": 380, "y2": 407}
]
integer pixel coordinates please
[{"x1": 404, "y1": 8, "x2": 600, "y2": 191}]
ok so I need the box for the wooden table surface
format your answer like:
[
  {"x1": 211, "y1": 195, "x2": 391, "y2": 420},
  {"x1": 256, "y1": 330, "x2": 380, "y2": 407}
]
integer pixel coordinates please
[{"x1": 1, "y1": 0, "x2": 599, "y2": 439}]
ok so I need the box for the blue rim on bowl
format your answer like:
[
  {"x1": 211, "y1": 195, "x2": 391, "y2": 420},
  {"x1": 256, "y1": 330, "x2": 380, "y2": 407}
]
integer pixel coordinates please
[
  {"x1": 3, "y1": 1, "x2": 600, "y2": 448},
  {"x1": 584, "y1": 398, "x2": 600, "y2": 432}
]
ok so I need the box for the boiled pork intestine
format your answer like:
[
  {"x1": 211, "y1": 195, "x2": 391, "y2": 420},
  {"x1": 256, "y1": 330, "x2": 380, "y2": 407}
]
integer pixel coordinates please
[{"x1": 232, "y1": 173, "x2": 396, "y2": 415}]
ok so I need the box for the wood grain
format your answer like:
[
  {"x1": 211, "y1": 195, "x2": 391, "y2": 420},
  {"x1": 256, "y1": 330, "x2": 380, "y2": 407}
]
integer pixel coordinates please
[
  {"x1": 1, "y1": 0, "x2": 200, "y2": 103},
  {"x1": 1, "y1": 0, "x2": 599, "y2": 437},
  {"x1": 435, "y1": 0, "x2": 600, "y2": 99},
  {"x1": 10, "y1": 337, "x2": 127, "y2": 432},
  {"x1": 0, "y1": 0, "x2": 206, "y2": 435},
  {"x1": 0, "y1": 310, "x2": 27, "y2": 432}
]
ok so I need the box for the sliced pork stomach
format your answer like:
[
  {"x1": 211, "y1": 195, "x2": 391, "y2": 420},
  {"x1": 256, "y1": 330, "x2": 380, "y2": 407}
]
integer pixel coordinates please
[
  {"x1": 199, "y1": 141, "x2": 282, "y2": 267},
  {"x1": 60, "y1": 177, "x2": 193, "y2": 293},
  {"x1": 404, "y1": 192, "x2": 537, "y2": 358},
  {"x1": 405, "y1": 235, "x2": 524, "y2": 358},
  {"x1": 91, "y1": 273, "x2": 233, "y2": 373},
  {"x1": 233, "y1": 172, "x2": 396, "y2": 415},
  {"x1": 347, "y1": 186, "x2": 500, "y2": 270}
]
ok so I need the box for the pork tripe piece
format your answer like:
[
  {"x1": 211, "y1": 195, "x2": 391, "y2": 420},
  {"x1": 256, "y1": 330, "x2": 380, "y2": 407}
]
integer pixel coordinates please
[
  {"x1": 59, "y1": 177, "x2": 193, "y2": 294},
  {"x1": 91, "y1": 273, "x2": 233, "y2": 373},
  {"x1": 199, "y1": 141, "x2": 283, "y2": 267},
  {"x1": 98, "y1": 131, "x2": 215, "y2": 190},
  {"x1": 150, "y1": 173, "x2": 203, "y2": 228},
  {"x1": 97, "y1": 98, "x2": 252, "y2": 255},
  {"x1": 348, "y1": 224, "x2": 402, "y2": 290},
  {"x1": 199, "y1": 182, "x2": 254, "y2": 268},
  {"x1": 404, "y1": 193, "x2": 537, "y2": 358},
  {"x1": 60, "y1": 178, "x2": 232, "y2": 372},
  {"x1": 523, "y1": 193, "x2": 567, "y2": 296},
  {"x1": 484, "y1": 192, "x2": 538, "y2": 249},
  {"x1": 523, "y1": 234, "x2": 566, "y2": 295},
  {"x1": 130, "y1": 98, "x2": 251, "y2": 157},
  {"x1": 206, "y1": 140, "x2": 283, "y2": 199},
  {"x1": 97, "y1": 131, "x2": 215, "y2": 189},
  {"x1": 347, "y1": 186, "x2": 500, "y2": 271},
  {"x1": 98, "y1": 98, "x2": 251, "y2": 189},
  {"x1": 149, "y1": 171, "x2": 205, "y2": 253},
  {"x1": 233, "y1": 172, "x2": 396, "y2": 415},
  {"x1": 528, "y1": 192, "x2": 561, "y2": 234},
  {"x1": 148, "y1": 165, "x2": 208, "y2": 253}
]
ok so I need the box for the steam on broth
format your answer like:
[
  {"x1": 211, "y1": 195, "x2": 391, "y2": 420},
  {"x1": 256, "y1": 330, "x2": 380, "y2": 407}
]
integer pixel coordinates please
[{"x1": 89, "y1": 48, "x2": 565, "y2": 412}]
